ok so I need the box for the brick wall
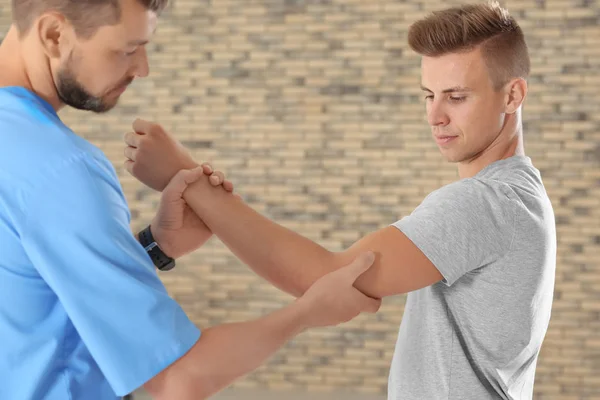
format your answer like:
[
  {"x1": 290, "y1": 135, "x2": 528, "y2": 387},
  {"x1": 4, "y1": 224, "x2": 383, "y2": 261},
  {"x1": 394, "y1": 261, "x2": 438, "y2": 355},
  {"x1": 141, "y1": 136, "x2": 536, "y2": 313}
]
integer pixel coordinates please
[{"x1": 1, "y1": 0, "x2": 599, "y2": 398}]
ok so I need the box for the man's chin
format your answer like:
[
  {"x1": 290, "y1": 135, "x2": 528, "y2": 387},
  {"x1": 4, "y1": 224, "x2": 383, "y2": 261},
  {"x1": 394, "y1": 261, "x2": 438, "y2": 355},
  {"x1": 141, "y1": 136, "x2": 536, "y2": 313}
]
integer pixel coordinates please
[
  {"x1": 438, "y1": 149, "x2": 462, "y2": 163},
  {"x1": 74, "y1": 103, "x2": 115, "y2": 113},
  {"x1": 81, "y1": 97, "x2": 120, "y2": 113},
  {"x1": 95, "y1": 90, "x2": 127, "y2": 112},
  {"x1": 97, "y1": 99, "x2": 120, "y2": 113}
]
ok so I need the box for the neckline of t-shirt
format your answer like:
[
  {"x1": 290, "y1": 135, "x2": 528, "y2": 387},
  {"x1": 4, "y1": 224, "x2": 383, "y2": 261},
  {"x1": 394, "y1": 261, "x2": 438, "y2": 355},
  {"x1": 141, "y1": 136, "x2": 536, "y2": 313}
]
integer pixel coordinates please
[
  {"x1": 475, "y1": 155, "x2": 533, "y2": 178},
  {"x1": 0, "y1": 86, "x2": 58, "y2": 118}
]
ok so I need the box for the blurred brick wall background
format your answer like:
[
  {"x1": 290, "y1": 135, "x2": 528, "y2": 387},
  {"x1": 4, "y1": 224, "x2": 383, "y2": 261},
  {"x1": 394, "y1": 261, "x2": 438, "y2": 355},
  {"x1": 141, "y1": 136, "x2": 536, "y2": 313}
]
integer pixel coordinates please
[{"x1": 1, "y1": 0, "x2": 599, "y2": 398}]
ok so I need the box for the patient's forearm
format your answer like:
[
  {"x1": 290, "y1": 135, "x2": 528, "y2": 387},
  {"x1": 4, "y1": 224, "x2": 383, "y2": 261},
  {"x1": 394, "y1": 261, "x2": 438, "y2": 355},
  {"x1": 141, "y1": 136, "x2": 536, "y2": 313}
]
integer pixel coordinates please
[{"x1": 183, "y1": 179, "x2": 342, "y2": 297}]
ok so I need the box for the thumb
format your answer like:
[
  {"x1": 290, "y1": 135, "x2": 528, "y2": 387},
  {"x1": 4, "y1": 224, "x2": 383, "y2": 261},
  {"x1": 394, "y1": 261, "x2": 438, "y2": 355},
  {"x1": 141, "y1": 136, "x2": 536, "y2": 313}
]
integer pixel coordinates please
[
  {"x1": 180, "y1": 166, "x2": 206, "y2": 186},
  {"x1": 339, "y1": 251, "x2": 376, "y2": 283},
  {"x1": 164, "y1": 167, "x2": 204, "y2": 199}
]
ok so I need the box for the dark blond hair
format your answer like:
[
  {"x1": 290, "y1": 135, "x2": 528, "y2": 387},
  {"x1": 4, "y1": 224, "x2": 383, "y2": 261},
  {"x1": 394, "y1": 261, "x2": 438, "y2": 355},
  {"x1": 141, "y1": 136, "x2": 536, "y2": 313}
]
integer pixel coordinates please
[
  {"x1": 408, "y1": 1, "x2": 530, "y2": 89},
  {"x1": 12, "y1": 0, "x2": 168, "y2": 38}
]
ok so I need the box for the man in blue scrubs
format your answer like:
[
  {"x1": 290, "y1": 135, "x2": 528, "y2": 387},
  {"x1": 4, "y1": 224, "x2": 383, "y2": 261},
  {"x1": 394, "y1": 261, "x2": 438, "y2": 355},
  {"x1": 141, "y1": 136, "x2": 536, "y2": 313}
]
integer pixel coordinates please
[{"x1": 0, "y1": 1, "x2": 381, "y2": 399}]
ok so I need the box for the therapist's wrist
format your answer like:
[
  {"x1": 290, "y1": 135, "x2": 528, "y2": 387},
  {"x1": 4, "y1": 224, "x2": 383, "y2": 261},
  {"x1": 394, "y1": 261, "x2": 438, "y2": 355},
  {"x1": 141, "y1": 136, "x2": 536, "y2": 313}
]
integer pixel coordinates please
[
  {"x1": 138, "y1": 225, "x2": 177, "y2": 271},
  {"x1": 149, "y1": 225, "x2": 177, "y2": 258}
]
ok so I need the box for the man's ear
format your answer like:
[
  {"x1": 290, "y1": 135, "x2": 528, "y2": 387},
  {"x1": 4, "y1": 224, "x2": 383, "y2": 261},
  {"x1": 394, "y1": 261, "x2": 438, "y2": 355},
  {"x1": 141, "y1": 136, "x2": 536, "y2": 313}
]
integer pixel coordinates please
[
  {"x1": 504, "y1": 78, "x2": 527, "y2": 114},
  {"x1": 36, "y1": 12, "x2": 73, "y2": 60}
]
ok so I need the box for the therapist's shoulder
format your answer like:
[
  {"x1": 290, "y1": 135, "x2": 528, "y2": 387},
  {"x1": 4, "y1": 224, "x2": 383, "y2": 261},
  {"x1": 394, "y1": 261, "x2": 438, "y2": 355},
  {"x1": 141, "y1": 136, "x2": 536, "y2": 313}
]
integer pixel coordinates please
[{"x1": 0, "y1": 90, "x2": 118, "y2": 193}]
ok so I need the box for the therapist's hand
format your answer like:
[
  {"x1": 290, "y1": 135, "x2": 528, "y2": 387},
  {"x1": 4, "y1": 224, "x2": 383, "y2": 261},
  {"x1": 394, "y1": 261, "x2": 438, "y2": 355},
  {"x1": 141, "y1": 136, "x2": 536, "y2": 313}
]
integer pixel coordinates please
[
  {"x1": 296, "y1": 252, "x2": 382, "y2": 328},
  {"x1": 151, "y1": 165, "x2": 233, "y2": 259}
]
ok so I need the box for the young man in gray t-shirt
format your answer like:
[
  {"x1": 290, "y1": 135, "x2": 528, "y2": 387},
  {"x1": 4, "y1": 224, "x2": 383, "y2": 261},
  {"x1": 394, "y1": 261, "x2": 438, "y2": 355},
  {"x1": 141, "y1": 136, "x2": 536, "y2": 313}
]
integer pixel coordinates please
[
  {"x1": 123, "y1": 2, "x2": 556, "y2": 399},
  {"x1": 390, "y1": 155, "x2": 555, "y2": 399}
]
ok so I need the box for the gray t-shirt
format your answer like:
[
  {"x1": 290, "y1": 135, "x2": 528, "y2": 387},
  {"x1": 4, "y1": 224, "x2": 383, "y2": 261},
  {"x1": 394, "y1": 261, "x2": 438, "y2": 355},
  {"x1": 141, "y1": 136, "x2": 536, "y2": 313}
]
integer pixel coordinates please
[{"x1": 389, "y1": 155, "x2": 556, "y2": 400}]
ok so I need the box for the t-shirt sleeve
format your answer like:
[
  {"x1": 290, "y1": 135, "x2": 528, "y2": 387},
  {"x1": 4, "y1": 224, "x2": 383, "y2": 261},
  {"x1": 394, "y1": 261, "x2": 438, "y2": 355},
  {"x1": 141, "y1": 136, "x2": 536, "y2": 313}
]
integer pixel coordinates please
[
  {"x1": 19, "y1": 153, "x2": 200, "y2": 396},
  {"x1": 392, "y1": 178, "x2": 517, "y2": 286}
]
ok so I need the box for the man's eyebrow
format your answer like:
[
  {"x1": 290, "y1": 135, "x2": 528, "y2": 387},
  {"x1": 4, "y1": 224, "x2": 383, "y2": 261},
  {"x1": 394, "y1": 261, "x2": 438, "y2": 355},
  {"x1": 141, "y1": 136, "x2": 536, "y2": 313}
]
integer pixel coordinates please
[
  {"x1": 420, "y1": 85, "x2": 473, "y2": 93},
  {"x1": 126, "y1": 27, "x2": 158, "y2": 46},
  {"x1": 127, "y1": 39, "x2": 149, "y2": 46}
]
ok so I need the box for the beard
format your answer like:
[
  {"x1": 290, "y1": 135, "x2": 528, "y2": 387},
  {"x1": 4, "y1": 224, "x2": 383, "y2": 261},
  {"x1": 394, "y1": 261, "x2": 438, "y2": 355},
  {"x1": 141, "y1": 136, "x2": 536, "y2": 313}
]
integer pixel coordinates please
[{"x1": 55, "y1": 53, "x2": 131, "y2": 113}]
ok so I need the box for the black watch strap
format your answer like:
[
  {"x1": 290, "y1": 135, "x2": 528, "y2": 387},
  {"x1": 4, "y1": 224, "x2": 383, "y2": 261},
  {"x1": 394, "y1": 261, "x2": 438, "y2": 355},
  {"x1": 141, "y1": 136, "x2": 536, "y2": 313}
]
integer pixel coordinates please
[{"x1": 138, "y1": 225, "x2": 176, "y2": 271}]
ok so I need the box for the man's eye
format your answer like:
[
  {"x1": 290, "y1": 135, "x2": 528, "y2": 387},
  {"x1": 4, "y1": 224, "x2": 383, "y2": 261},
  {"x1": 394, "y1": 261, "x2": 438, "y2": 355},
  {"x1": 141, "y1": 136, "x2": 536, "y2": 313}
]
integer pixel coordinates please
[{"x1": 449, "y1": 96, "x2": 466, "y2": 103}]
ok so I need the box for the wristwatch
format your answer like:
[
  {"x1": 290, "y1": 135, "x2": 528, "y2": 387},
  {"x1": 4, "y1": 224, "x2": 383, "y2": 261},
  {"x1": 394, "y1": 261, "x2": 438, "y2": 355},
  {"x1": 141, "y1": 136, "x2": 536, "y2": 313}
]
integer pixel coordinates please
[{"x1": 138, "y1": 225, "x2": 176, "y2": 271}]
